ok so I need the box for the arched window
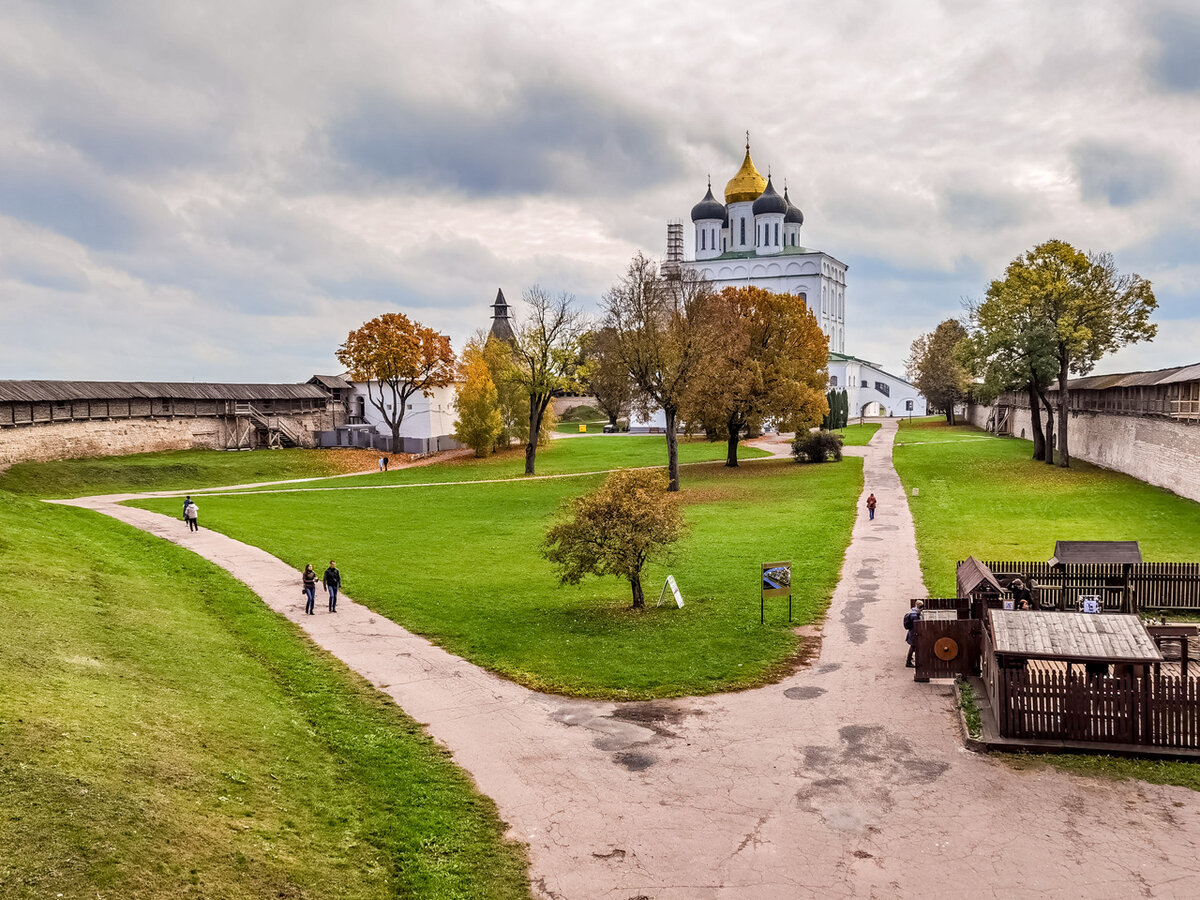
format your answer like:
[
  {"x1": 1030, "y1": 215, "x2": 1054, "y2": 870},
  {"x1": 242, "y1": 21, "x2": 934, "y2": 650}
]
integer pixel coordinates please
[
  {"x1": 830, "y1": 376, "x2": 838, "y2": 387},
  {"x1": 774, "y1": 223, "x2": 779, "y2": 245},
  {"x1": 740, "y1": 218, "x2": 745, "y2": 246},
  {"x1": 700, "y1": 230, "x2": 705, "y2": 251}
]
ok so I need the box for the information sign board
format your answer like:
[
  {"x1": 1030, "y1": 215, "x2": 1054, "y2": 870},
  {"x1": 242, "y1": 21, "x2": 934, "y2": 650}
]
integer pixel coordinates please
[{"x1": 657, "y1": 575, "x2": 684, "y2": 608}]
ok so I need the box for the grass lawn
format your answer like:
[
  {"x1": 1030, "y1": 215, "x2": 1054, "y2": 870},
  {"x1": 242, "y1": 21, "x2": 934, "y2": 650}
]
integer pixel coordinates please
[
  {"x1": 555, "y1": 421, "x2": 608, "y2": 434},
  {"x1": 0, "y1": 492, "x2": 529, "y2": 899},
  {"x1": 893, "y1": 424, "x2": 1200, "y2": 596},
  {"x1": 131, "y1": 455, "x2": 863, "y2": 699},
  {"x1": 833, "y1": 423, "x2": 880, "y2": 446},
  {"x1": 221, "y1": 435, "x2": 770, "y2": 494},
  {"x1": 895, "y1": 422, "x2": 1200, "y2": 792},
  {"x1": 0, "y1": 447, "x2": 382, "y2": 499}
]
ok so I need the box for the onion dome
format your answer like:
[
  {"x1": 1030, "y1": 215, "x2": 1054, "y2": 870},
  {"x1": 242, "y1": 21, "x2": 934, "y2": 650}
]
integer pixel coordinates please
[
  {"x1": 690, "y1": 181, "x2": 726, "y2": 222},
  {"x1": 724, "y1": 140, "x2": 767, "y2": 204},
  {"x1": 752, "y1": 176, "x2": 788, "y2": 215},
  {"x1": 784, "y1": 186, "x2": 804, "y2": 225}
]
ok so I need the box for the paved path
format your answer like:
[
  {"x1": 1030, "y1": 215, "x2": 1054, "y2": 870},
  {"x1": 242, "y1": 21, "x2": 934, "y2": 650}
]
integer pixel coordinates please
[{"x1": 60, "y1": 421, "x2": 1200, "y2": 898}]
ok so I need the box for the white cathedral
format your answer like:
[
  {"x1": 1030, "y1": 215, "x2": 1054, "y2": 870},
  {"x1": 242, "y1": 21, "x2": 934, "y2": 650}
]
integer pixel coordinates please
[{"x1": 667, "y1": 140, "x2": 925, "y2": 419}]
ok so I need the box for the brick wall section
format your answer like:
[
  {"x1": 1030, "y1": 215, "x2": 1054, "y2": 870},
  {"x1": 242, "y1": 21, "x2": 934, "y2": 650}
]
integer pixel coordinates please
[
  {"x1": 0, "y1": 413, "x2": 331, "y2": 466},
  {"x1": 967, "y1": 403, "x2": 1200, "y2": 503}
]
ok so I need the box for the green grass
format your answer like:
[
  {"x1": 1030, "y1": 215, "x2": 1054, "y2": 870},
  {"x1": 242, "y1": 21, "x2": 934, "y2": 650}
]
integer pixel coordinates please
[
  {"x1": 957, "y1": 678, "x2": 982, "y2": 739},
  {"x1": 0, "y1": 448, "x2": 364, "y2": 499},
  {"x1": 892, "y1": 425, "x2": 1200, "y2": 596},
  {"x1": 554, "y1": 422, "x2": 608, "y2": 434},
  {"x1": 833, "y1": 423, "x2": 880, "y2": 446},
  {"x1": 1002, "y1": 753, "x2": 1200, "y2": 792},
  {"x1": 0, "y1": 492, "x2": 529, "y2": 898},
  {"x1": 221, "y1": 436, "x2": 770, "y2": 494},
  {"x1": 131, "y1": 456, "x2": 863, "y2": 699}
]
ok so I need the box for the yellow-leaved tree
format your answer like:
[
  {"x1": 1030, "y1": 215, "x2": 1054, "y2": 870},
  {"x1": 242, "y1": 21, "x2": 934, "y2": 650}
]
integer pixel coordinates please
[{"x1": 453, "y1": 337, "x2": 503, "y2": 457}]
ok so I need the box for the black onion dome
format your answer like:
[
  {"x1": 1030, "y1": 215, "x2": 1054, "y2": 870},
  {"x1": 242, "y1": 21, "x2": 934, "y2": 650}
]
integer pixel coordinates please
[
  {"x1": 690, "y1": 184, "x2": 726, "y2": 222},
  {"x1": 752, "y1": 177, "x2": 788, "y2": 215},
  {"x1": 784, "y1": 187, "x2": 804, "y2": 225}
]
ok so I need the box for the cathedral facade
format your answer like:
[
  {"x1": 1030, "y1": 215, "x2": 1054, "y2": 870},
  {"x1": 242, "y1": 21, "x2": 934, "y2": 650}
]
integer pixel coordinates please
[
  {"x1": 669, "y1": 140, "x2": 846, "y2": 355},
  {"x1": 666, "y1": 141, "x2": 924, "y2": 418}
]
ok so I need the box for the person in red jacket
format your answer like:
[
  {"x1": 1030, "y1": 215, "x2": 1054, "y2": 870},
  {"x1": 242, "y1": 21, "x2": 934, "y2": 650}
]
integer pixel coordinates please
[{"x1": 866, "y1": 492, "x2": 877, "y2": 521}]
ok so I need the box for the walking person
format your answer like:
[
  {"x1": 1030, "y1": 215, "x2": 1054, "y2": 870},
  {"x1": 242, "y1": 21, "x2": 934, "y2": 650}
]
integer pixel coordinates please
[
  {"x1": 182, "y1": 495, "x2": 192, "y2": 520},
  {"x1": 183, "y1": 499, "x2": 200, "y2": 532},
  {"x1": 323, "y1": 560, "x2": 341, "y2": 612},
  {"x1": 302, "y1": 564, "x2": 317, "y2": 615},
  {"x1": 377, "y1": 456, "x2": 384, "y2": 472},
  {"x1": 866, "y1": 492, "x2": 877, "y2": 521},
  {"x1": 383, "y1": 455, "x2": 389, "y2": 472},
  {"x1": 904, "y1": 600, "x2": 923, "y2": 667}
]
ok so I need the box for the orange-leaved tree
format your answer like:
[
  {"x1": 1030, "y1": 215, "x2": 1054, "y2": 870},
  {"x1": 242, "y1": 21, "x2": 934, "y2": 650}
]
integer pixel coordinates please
[
  {"x1": 688, "y1": 286, "x2": 830, "y2": 467},
  {"x1": 336, "y1": 313, "x2": 456, "y2": 450}
]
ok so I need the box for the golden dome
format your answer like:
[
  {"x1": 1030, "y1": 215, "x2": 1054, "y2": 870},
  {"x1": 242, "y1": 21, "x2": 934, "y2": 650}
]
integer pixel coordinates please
[{"x1": 724, "y1": 143, "x2": 767, "y2": 204}]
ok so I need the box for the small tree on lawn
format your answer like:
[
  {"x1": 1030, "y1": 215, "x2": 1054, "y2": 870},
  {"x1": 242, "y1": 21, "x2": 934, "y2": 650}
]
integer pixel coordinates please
[
  {"x1": 581, "y1": 326, "x2": 633, "y2": 430},
  {"x1": 542, "y1": 469, "x2": 687, "y2": 609},
  {"x1": 337, "y1": 312, "x2": 456, "y2": 449},
  {"x1": 453, "y1": 336, "x2": 503, "y2": 457}
]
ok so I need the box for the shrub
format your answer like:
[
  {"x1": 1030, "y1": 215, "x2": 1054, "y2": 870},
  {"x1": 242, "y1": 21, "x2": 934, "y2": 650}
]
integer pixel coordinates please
[{"x1": 791, "y1": 430, "x2": 843, "y2": 464}]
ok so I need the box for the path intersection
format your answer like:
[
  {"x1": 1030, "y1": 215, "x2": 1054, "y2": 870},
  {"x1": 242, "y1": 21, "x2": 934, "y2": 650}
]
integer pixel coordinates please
[{"x1": 62, "y1": 420, "x2": 1200, "y2": 898}]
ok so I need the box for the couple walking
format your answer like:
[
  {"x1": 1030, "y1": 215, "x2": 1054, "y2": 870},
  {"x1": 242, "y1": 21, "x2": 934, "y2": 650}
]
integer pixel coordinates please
[
  {"x1": 182, "y1": 496, "x2": 200, "y2": 532},
  {"x1": 302, "y1": 561, "x2": 342, "y2": 614}
]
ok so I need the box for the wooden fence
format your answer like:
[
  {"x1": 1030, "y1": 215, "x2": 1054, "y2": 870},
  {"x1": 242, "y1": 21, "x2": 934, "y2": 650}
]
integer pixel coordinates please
[
  {"x1": 967, "y1": 560, "x2": 1200, "y2": 613},
  {"x1": 985, "y1": 655, "x2": 1200, "y2": 749}
]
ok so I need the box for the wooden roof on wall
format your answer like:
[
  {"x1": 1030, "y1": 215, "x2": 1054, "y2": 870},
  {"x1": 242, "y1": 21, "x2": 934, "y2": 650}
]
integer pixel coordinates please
[
  {"x1": 1049, "y1": 541, "x2": 1143, "y2": 566},
  {"x1": 989, "y1": 610, "x2": 1162, "y2": 663},
  {"x1": 0, "y1": 381, "x2": 327, "y2": 403}
]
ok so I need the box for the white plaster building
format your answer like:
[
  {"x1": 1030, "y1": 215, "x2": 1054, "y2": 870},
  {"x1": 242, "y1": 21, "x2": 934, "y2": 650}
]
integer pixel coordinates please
[
  {"x1": 322, "y1": 381, "x2": 462, "y2": 453},
  {"x1": 828, "y1": 353, "x2": 926, "y2": 419}
]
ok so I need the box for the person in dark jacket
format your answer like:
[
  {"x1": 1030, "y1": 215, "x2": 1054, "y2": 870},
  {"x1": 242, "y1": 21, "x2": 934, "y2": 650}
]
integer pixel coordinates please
[
  {"x1": 866, "y1": 492, "x2": 877, "y2": 521},
  {"x1": 905, "y1": 600, "x2": 923, "y2": 667},
  {"x1": 323, "y1": 561, "x2": 341, "y2": 612},
  {"x1": 183, "y1": 495, "x2": 192, "y2": 519},
  {"x1": 302, "y1": 564, "x2": 317, "y2": 615}
]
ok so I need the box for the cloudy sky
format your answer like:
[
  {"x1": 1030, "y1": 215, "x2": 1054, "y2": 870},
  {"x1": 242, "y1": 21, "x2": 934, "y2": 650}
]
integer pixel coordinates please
[{"x1": 2, "y1": 0, "x2": 1198, "y2": 382}]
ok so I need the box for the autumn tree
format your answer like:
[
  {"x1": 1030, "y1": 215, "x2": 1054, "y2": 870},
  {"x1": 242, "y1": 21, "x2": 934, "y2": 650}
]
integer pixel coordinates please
[
  {"x1": 337, "y1": 313, "x2": 456, "y2": 449},
  {"x1": 581, "y1": 326, "x2": 632, "y2": 430},
  {"x1": 542, "y1": 469, "x2": 687, "y2": 609},
  {"x1": 453, "y1": 336, "x2": 503, "y2": 457},
  {"x1": 506, "y1": 287, "x2": 586, "y2": 475},
  {"x1": 602, "y1": 253, "x2": 719, "y2": 491},
  {"x1": 687, "y1": 286, "x2": 830, "y2": 467},
  {"x1": 986, "y1": 240, "x2": 1157, "y2": 467},
  {"x1": 906, "y1": 319, "x2": 970, "y2": 424}
]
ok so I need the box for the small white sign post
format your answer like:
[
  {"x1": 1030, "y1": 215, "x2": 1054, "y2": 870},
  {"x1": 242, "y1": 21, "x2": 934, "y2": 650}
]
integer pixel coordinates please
[{"x1": 657, "y1": 575, "x2": 684, "y2": 608}]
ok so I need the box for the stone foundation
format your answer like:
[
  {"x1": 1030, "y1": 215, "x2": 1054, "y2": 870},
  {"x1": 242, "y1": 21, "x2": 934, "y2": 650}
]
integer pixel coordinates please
[
  {"x1": 0, "y1": 413, "x2": 331, "y2": 467},
  {"x1": 968, "y1": 402, "x2": 1200, "y2": 503}
]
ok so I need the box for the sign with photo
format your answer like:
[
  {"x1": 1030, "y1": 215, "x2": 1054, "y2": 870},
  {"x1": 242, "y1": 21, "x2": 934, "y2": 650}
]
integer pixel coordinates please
[{"x1": 761, "y1": 562, "x2": 792, "y2": 597}]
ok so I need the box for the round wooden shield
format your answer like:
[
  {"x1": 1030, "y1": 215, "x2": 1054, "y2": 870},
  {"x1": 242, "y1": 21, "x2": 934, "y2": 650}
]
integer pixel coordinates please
[{"x1": 934, "y1": 637, "x2": 959, "y2": 661}]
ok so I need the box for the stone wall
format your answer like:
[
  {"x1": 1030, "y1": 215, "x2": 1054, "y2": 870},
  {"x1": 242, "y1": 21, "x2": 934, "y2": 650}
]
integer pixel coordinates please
[
  {"x1": 967, "y1": 402, "x2": 1200, "y2": 503},
  {"x1": 0, "y1": 412, "x2": 331, "y2": 467}
]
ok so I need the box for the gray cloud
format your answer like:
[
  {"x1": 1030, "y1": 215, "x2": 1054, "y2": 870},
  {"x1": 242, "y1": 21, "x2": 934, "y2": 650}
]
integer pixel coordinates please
[
  {"x1": 327, "y1": 79, "x2": 684, "y2": 198},
  {"x1": 1070, "y1": 141, "x2": 1172, "y2": 207},
  {"x1": 1145, "y1": 5, "x2": 1200, "y2": 93}
]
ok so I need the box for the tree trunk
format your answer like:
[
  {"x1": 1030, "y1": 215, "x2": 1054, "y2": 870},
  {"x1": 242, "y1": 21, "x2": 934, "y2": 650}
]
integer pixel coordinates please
[
  {"x1": 725, "y1": 412, "x2": 742, "y2": 468},
  {"x1": 608, "y1": 413, "x2": 618, "y2": 429},
  {"x1": 1027, "y1": 382, "x2": 1045, "y2": 460},
  {"x1": 525, "y1": 395, "x2": 544, "y2": 475},
  {"x1": 1057, "y1": 356, "x2": 1071, "y2": 468},
  {"x1": 664, "y1": 406, "x2": 680, "y2": 492},
  {"x1": 945, "y1": 407, "x2": 955, "y2": 425},
  {"x1": 1035, "y1": 384, "x2": 1054, "y2": 466},
  {"x1": 630, "y1": 573, "x2": 645, "y2": 609}
]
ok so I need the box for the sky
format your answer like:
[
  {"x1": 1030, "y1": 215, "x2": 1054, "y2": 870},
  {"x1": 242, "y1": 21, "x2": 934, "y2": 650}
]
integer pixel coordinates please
[{"x1": 2, "y1": 0, "x2": 1198, "y2": 383}]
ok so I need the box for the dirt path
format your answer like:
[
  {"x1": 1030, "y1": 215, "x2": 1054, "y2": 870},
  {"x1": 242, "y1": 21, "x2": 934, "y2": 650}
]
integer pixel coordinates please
[{"x1": 59, "y1": 421, "x2": 1200, "y2": 898}]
